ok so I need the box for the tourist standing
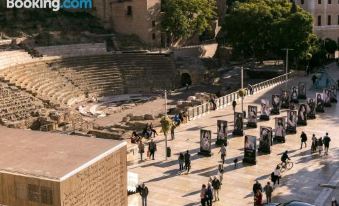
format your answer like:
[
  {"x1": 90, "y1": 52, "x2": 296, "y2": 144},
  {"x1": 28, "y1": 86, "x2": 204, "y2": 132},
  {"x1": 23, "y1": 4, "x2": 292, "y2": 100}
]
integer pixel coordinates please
[
  {"x1": 218, "y1": 164, "x2": 224, "y2": 184},
  {"x1": 200, "y1": 184, "x2": 207, "y2": 206},
  {"x1": 323, "y1": 133, "x2": 331, "y2": 155},
  {"x1": 263, "y1": 182, "x2": 273, "y2": 203},
  {"x1": 211, "y1": 176, "x2": 220, "y2": 201},
  {"x1": 300, "y1": 131, "x2": 308, "y2": 149},
  {"x1": 138, "y1": 141, "x2": 145, "y2": 161},
  {"x1": 206, "y1": 182, "x2": 213, "y2": 206},
  {"x1": 218, "y1": 144, "x2": 226, "y2": 164},
  {"x1": 184, "y1": 150, "x2": 191, "y2": 173},
  {"x1": 273, "y1": 166, "x2": 281, "y2": 185},
  {"x1": 171, "y1": 124, "x2": 176, "y2": 140},
  {"x1": 318, "y1": 137, "x2": 323, "y2": 155},
  {"x1": 252, "y1": 180, "x2": 262, "y2": 195},
  {"x1": 138, "y1": 183, "x2": 149, "y2": 206},
  {"x1": 311, "y1": 134, "x2": 317, "y2": 153},
  {"x1": 178, "y1": 153, "x2": 184, "y2": 172},
  {"x1": 254, "y1": 190, "x2": 263, "y2": 206},
  {"x1": 148, "y1": 139, "x2": 157, "y2": 160}
]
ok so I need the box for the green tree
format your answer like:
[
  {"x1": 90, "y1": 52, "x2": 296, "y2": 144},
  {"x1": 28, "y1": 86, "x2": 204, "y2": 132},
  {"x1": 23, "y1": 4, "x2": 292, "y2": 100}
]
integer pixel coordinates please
[
  {"x1": 324, "y1": 38, "x2": 338, "y2": 57},
  {"x1": 161, "y1": 0, "x2": 216, "y2": 44},
  {"x1": 222, "y1": 0, "x2": 314, "y2": 65}
]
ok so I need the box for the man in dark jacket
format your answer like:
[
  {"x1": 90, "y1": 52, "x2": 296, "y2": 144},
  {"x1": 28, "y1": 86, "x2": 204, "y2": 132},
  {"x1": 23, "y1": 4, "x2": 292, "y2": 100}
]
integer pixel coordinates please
[
  {"x1": 138, "y1": 183, "x2": 149, "y2": 206},
  {"x1": 149, "y1": 139, "x2": 157, "y2": 160},
  {"x1": 300, "y1": 131, "x2": 308, "y2": 149},
  {"x1": 184, "y1": 150, "x2": 191, "y2": 173},
  {"x1": 252, "y1": 180, "x2": 262, "y2": 194},
  {"x1": 211, "y1": 176, "x2": 221, "y2": 201},
  {"x1": 323, "y1": 133, "x2": 331, "y2": 155}
]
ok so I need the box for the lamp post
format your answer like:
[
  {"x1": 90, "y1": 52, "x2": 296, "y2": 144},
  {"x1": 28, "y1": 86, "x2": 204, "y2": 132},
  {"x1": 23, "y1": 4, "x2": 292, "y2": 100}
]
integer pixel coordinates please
[
  {"x1": 282, "y1": 48, "x2": 294, "y2": 90},
  {"x1": 164, "y1": 90, "x2": 168, "y2": 160},
  {"x1": 241, "y1": 66, "x2": 244, "y2": 115}
]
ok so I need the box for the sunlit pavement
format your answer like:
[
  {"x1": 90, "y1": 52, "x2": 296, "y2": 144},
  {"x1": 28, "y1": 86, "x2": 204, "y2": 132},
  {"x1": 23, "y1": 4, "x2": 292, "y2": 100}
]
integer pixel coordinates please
[{"x1": 128, "y1": 63, "x2": 339, "y2": 206}]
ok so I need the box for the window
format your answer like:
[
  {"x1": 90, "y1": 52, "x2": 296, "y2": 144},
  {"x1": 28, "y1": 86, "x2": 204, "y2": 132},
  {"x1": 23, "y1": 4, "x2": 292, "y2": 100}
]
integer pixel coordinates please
[
  {"x1": 318, "y1": 0, "x2": 321, "y2": 3},
  {"x1": 41, "y1": 187, "x2": 53, "y2": 205},
  {"x1": 301, "y1": 0, "x2": 304, "y2": 4},
  {"x1": 328, "y1": 15, "x2": 331, "y2": 25},
  {"x1": 127, "y1": 6, "x2": 132, "y2": 16},
  {"x1": 28, "y1": 184, "x2": 40, "y2": 202},
  {"x1": 328, "y1": 0, "x2": 331, "y2": 4},
  {"x1": 152, "y1": 33, "x2": 156, "y2": 40},
  {"x1": 318, "y1": 15, "x2": 322, "y2": 26},
  {"x1": 152, "y1": 20, "x2": 156, "y2": 27}
]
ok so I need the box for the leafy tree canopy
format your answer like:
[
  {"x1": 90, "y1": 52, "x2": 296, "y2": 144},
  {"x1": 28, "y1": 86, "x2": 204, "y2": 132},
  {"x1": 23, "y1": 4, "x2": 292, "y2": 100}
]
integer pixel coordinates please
[
  {"x1": 222, "y1": 0, "x2": 314, "y2": 64},
  {"x1": 161, "y1": 0, "x2": 216, "y2": 43}
]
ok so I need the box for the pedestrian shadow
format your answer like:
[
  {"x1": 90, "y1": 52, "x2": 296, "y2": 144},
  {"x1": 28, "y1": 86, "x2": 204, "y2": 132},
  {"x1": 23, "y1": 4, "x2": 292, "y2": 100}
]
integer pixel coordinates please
[{"x1": 182, "y1": 189, "x2": 201, "y2": 197}]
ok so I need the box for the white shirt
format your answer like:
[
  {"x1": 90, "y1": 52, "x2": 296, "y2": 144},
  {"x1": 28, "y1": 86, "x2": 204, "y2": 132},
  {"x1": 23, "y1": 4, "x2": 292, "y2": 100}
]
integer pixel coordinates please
[{"x1": 274, "y1": 169, "x2": 280, "y2": 176}]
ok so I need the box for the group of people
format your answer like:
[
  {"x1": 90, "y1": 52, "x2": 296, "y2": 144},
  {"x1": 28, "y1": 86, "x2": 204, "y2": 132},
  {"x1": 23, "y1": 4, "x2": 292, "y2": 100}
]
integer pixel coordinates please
[
  {"x1": 138, "y1": 139, "x2": 157, "y2": 161},
  {"x1": 253, "y1": 181, "x2": 273, "y2": 206},
  {"x1": 299, "y1": 131, "x2": 332, "y2": 156},
  {"x1": 142, "y1": 123, "x2": 158, "y2": 139},
  {"x1": 310, "y1": 132, "x2": 332, "y2": 155},
  {"x1": 178, "y1": 150, "x2": 191, "y2": 173},
  {"x1": 200, "y1": 174, "x2": 223, "y2": 206}
]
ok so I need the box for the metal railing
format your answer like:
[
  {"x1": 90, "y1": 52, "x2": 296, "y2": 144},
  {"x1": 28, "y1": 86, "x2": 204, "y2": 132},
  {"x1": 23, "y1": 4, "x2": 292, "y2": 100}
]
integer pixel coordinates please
[{"x1": 187, "y1": 72, "x2": 295, "y2": 121}]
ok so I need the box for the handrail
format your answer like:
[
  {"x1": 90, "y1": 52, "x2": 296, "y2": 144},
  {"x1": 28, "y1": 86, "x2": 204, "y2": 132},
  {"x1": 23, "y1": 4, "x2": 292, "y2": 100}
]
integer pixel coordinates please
[{"x1": 187, "y1": 72, "x2": 295, "y2": 121}]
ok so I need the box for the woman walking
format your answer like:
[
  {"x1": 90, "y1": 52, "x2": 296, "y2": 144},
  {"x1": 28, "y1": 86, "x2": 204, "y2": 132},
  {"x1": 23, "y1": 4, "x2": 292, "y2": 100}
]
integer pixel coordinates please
[
  {"x1": 178, "y1": 153, "x2": 184, "y2": 172},
  {"x1": 318, "y1": 137, "x2": 323, "y2": 155}
]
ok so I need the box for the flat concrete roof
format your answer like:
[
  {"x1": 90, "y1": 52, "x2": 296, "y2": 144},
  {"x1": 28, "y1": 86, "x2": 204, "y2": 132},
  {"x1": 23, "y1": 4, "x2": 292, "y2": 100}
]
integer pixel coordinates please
[{"x1": 0, "y1": 127, "x2": 126, "y2": 180}]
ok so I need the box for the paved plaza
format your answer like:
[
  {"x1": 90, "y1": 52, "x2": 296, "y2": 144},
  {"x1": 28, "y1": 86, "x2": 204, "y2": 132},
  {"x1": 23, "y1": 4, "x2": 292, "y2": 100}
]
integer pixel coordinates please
[{"x1": 129, "y1": 63, "x2": 339, "y2": 206}]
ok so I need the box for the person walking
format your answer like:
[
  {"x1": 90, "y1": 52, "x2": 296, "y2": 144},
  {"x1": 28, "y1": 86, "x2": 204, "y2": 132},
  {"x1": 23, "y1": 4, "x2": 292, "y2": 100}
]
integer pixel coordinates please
[
  {"x1": 178, "y1": 153, "x2": 184, "y2": 172},
  {"x1": 200, "y1": 184, "x2": 207, "y2": 206},
  {"x1": 138, "y1": 141, "x2": 145, "y2": 161},
  {"x1": 218, "y1": 144, "x2": 226, "y2": 164},
  {"x1": 217, "y1": 164, "x2": 224, "y2": 184},
  {"x1": 332, "y1": 197, "x2": 338, "y2": 206},
  {"x1": 254, "y1": 189, "x2": 263, "y2": 206},
  {"x1": 170, "y1": 124, "x2": 176, "y2": 140},
  {"x1": 273, "y1": 166, "x2": 281, "y2": 185},
  {"x1": 263, "y1": 182, "x2": 273, "y2": 203},
  {"x1": 206, "y1": 182, "x2": 213, "y2": 206},
  {"x1": 232, "y1": 100, "x2": 237, "y2": 113},
  {"x1": 211, "y1": 176, "x2": 221, "y2": 201},
  {"x1": 270, "y1": 172, "x2": 277, "y2": 186},
  {"x1": 184, "y1": 150, "x2": 191, "y2": 173},
  {"x1": 300, "y1": 131, "x2": 308, "y2": 149},
  {"x1": 323, "y1": 133, "x2": 331, "y2": 155},
  {"x1": 318, "y1": 137, "x2": 323, "y2": 156},
  {"x1": 311, "y1": 134, "x2": 317, "y2": 153},
  {"x1": 148, "y1": 139, "x2": 157, "y2": 160},
  {"x1": 252, "y1": 180, "x2": 262, "y2": 195},
  {"x1": 138, "y1": 183, "x2": 149, "y2": 206}
]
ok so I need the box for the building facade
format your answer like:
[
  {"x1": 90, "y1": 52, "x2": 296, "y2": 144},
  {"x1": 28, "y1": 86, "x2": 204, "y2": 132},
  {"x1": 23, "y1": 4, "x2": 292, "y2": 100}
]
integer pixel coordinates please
[
  {"x1": 0, "y1": 127, "x2": 127, "y2": 206},
  {"x1": 295, "y1": 0, "x2": 339, "y2": 43},
  {"x1": 92, "y1": 0, "x2": 162, "y2": 46}
]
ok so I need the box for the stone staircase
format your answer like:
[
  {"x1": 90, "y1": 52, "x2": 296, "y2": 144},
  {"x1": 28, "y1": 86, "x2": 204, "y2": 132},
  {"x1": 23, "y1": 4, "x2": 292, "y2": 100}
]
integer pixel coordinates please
[
  {"x1": 54, "y1": 54, "x2": 176, "y2": 96},
  {"x1": 0, "y1": 61, "x2": 86, "y2": 106}
]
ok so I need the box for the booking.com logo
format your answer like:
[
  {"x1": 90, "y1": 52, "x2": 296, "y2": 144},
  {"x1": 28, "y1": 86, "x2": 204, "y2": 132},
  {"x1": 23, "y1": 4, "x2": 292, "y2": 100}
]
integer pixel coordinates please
[{"x1": 7, "y1": 0, "x2": 92, "y2": 11}]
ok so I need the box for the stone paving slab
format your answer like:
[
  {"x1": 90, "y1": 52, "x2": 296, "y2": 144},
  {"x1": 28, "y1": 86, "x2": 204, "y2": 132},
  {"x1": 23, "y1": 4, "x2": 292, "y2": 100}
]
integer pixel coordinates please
[{"x1": 129, "y1": 63, "x2": 339, "y2": 206}]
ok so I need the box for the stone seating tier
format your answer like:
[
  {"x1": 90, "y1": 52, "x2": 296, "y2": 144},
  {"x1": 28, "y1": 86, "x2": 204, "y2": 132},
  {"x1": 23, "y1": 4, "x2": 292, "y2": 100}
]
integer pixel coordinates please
[{"x1": 0, "y1": 85, "x2": 42, "y2": 123}]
